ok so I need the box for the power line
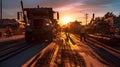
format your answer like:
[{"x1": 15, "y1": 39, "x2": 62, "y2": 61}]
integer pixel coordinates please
[
  {"x1": 85, "y1": 13, "x2": 88, "y2": 25},
  {"x1": 0, "y1": 0, "x2": 2, "y2": 19}
]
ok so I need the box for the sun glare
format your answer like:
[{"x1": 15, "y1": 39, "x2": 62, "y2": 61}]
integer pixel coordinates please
[{"x1": 61, "y1": 17, "x2": 74, "y2": 25}]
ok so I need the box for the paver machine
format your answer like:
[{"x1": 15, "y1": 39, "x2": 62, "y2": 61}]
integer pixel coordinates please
[{"x1": 19, "y1": 1, "x2": 59, "y2": 42}]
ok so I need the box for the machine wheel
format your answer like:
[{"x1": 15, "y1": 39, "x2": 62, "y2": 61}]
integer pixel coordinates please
[
  {"x1": 48, "y1": 34, "x2": 53, "y2": 42},
  {"x1": 25, "y1": 31, "x2": 32, "y2": 42}
]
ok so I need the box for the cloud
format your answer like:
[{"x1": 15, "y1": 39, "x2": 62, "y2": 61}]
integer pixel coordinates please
[
  {"x1": 2, "y1": 0, "x2": 120, "y2": 19},
  {"x1": 36, "y1": 0, "x2": 79, "y2": 7},
  {"x1": 3, "y1": 8, "x2": 20, "y2": 19},
  {"x1": 82, "y1": 0, "x2": 119, "y2": 6},
  {"x1": 3, "y1": 0, "x2": 20, "y2": 9}
]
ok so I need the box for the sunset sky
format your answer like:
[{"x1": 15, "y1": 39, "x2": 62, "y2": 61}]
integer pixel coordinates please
[{"x1": 2, "y1": 0, "x2": 120, "y2": 25}]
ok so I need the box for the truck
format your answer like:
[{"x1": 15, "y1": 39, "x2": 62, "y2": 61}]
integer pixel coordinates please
[{"x1": 18, "y1": 1, "x2": 59, "y2": 42}]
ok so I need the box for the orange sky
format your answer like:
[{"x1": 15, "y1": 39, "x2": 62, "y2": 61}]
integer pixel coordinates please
[
  {"x1": 54, "y1": 6, "x2": 93, "y2": 25},
  {"x1": 2, "y1": 0, "x2": 120, "y2": 25}
]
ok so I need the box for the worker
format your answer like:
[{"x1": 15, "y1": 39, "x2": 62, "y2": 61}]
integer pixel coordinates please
[
  {"x1": 109, "y1": 27, "x2": 115, "y2": 38},
  {"x1": 80, "y1": 26, "x2": 86, "y2": 41},
  {"x1": 6, "y1": 26, "x2": 12, "y2": 37}
]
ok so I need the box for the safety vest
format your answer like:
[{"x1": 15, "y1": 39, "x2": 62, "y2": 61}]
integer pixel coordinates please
[
  {"x1": 80, "y1": 27, "x2": 86, "y2": 33},
  {"x1": 110, "y1": 27, "x2": 114, "y2": 33}
]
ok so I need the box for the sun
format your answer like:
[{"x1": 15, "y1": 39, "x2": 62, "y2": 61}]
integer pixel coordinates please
[{"x1": 61, "y1": 17, "x2": 74, "y2": 25}]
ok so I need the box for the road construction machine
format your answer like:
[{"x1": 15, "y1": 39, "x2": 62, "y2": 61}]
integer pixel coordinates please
[{"x1": 18, "y1": 1, "x2": 59, "y2": 42}]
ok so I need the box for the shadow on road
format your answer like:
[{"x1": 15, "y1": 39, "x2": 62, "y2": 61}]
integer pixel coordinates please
[{"x1": 65, "y1": 33, "x2": 76, "y2": 45}]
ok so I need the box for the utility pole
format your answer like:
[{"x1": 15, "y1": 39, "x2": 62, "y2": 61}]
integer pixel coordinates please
[
  {"x1": 85, "y1": 13, "x2": 88, "y2": 25},
  {"x1": 0, "y1": 0, "x2": 2, "y2": 20}
]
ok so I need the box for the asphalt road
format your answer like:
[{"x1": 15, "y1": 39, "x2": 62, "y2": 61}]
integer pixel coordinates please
[
  {"x1": 1, "y1": 33, "x2": 120, "y2": 67},
  {"x1": 23, "y1": 32, "x2": 119, "y2": 67}
]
